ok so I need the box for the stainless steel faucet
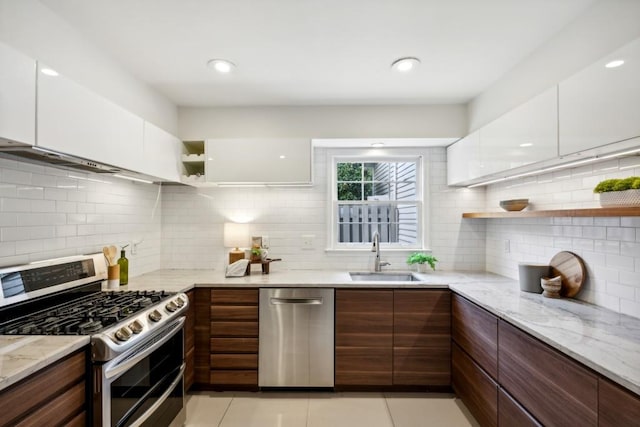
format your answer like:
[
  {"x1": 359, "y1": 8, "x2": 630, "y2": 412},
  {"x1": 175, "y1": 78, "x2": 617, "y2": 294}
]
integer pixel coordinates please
[{"x1": 371, "y1": 230, "x2": 390, "y2": 272}]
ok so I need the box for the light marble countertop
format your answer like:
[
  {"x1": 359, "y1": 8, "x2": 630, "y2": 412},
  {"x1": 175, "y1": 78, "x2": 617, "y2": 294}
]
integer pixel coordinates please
[
  {"x1": 3, "y1": 268, "x2": 640, "y2": 398},
  {"x1": 450, "y1": 280, "x2": 640, "y2": 396},
  {"x1": 0, "y1": 335, "x2": 89, "y2": 392}
]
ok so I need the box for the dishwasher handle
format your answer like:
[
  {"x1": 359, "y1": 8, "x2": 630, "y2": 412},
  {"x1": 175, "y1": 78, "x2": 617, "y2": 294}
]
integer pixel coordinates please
[{"x1": 270, "y1": 297, "x2": 323, "y2": 305}]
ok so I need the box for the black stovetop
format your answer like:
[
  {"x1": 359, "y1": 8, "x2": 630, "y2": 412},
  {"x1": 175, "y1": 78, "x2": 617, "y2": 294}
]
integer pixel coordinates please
[{"x1": 0, "y1": 289, "x2": 172, "y2": 335}]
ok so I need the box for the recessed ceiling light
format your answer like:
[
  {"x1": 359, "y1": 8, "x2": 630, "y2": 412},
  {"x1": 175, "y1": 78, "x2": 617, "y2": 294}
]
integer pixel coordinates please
[
  {"x1": 519, "y1": 143, "x2": 533, "y2": 147},
  {"x1": 605, "y1": 59, "x2": 625, "y2": 68},
  {"x1": 391, "y1": 57, "x2": 420, "y2": 72},
  {"x1": 279, "y1": 155, "x2": 286, "y2": 159},
  {"x1": 207, "y1": 59, "x2": 235, "y2": 74},
  {"x1": 40, "y1": 68, "x2": 59, "y2": 76},
  {"x1": 371, "y1": 142, "x2": 385, "y2": 148}
]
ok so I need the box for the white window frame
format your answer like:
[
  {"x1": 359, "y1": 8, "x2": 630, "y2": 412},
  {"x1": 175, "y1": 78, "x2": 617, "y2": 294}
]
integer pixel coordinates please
[{"x1": 326, "y1": 148, "x2": 428, "y2": 251}]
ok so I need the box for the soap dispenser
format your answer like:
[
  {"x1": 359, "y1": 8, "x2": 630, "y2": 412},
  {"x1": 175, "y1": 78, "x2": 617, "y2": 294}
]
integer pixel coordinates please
[{"x1": 118, "y1": 245, "x2": 129, "y2": 285}]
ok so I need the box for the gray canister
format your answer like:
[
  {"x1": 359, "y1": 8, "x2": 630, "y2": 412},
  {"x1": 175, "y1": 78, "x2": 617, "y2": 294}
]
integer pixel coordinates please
[{"x1": 518, "y1": 263, "x2": 550, "y2": 293}]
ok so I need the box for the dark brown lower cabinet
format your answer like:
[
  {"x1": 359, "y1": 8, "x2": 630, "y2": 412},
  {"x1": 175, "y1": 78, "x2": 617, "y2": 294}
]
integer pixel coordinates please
[
  {"x1": 193, "y1": 288, "x2": 211, "y2": 385},
  {"x1": 452, "y1": 342, "x2": 498, "y2": 427},
  {"x1": 498, "y1": 320, "x2": 597, "y2": 427},
  {"x1": 184, "y1": 289, "x2": 195, "y2": 391},
  {"x1": 0, "y1": 349, "x2": 87, "y2": 427},
  {"x1": 335, "y1": 289, "x2": 393, "y2": 386},
  {"x1": 209, "y1": 289, "x2": 259, "y2": 389},
  {"x1": 393, "y1": 290, "x2": 451, "y2": 386},
  {"x1": 599, "y1": 377, "x2": 640, "y2": 427},
  {"x1": 499, "y1": 387, "x2": 541, "y2": 427}
]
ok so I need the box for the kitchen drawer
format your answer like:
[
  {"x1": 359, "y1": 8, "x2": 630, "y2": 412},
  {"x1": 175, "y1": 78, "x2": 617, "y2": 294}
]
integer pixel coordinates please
[
  {"x1": 452, "y1": 342, "x2": 498, "y2": 427},
  {"x1": 210, "y1": 370, "x2": 257, "y2": 386},
  {"x1": 211, "y1": 305, "x2": 258, "y2": 321},
  {"x1": 211, "y1": 289, "x2": 259, "y2": 304},
  {"x1": 393, "y1": 290, "x2": 450, "y2": 347},
  {"x1": 498, "y1": 320, "x2": 597, "y2": 427},
  {"x1": 0, "y1": 349, "x2": 86, "y2": 427},
  {"x1": 14, "y1": 381, "x2": 85, "y2": 427},
  {"x1": 211, "y1": 354, "x2": 258, "y2": 370},
  {"x1": 599, "y1": 377, "x2": 640, "y2": 427},
  {"x1": 393, "y1": 346, "x2": 450, "y2": 386},
  {"x1": 211, "y1": 321, "x2": 258, "y2": 337},
  {"x1": 335, "y1": 346, "x2": 393, "y2": 386},
  {"x1": 211, "y1": 337, "x2": 259, "y2": 353},
  {"x1": 499, "y1": 387, "x2": 541, "y2": 427},
  {"x1": 452, "y1": 294, "x2": 498, "y2": 380}
]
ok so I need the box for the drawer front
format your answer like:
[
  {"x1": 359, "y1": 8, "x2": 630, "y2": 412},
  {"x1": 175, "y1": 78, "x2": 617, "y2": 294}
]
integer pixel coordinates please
[
  {"x1": 335, "y1": 290, "x2": 393, "y2": 347},
  {"x1": 393, "y1": 346, "x2": 450, "y2": 386},
  {"x1": 211, "y1": 354, "x2": 258, "y2": 370},
  {"x1": 211, "y1": 289, "x2": 259, "y2": 304},
  {"x1": 452, "y1": 293, "x2": 498, "y2": 379},
  {"x1": 335, "y1": 346, "x2": 393, "y2": 386},
  {"x1": 499, "y1": 387, "x2": 542, "y2": 427},
  {"x1": 498, "y1": 320, "x2": 597, "y2": 427},
  {"x1": 599, "y1": 377, "x2": 640, "y2": 427},
  {"x1": 211, "y1": 370, "x2": 258, "y2": 386},
  {"x1": 211, "y1": 305, "x2": 258, "y2": 321},
  {"x1": 394, "y1": 290, "x2": 450, "y2": 347},
  {"x1": 0, "y1": 350, "x2": 86, "y2": 427},
  {"x1": 211, "y1": 337, "x2": 259, "y2": 353},
  {"x1": 452, "y1": 342, "x2": 497, "y2": 427},
  {"x1": 211, "y1": 321, "x2": 259, "y2": 337}
]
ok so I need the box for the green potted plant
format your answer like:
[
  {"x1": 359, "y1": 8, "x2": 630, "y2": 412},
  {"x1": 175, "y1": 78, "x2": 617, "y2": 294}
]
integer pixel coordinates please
[
  {"x1": 593, "y1": 177, "x2": 640, "y2": 207},
  {"x1": 407, "y1": 252, "x2": 438, "y2": 273}
]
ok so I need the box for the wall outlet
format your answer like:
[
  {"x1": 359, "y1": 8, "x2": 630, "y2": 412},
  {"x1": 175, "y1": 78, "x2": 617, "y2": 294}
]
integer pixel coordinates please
[
  {"x1": 302, "y1": 234, "x2": 315, "y2": 249},
  {"x1": 504, "y1": 239, "x2": 510, "y2": 254}
]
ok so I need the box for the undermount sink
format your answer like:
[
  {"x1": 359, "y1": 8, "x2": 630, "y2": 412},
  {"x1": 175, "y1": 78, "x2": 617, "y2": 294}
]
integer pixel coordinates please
[{"x1": 349, "y1": 272, "x2": 420, "y2": 282}]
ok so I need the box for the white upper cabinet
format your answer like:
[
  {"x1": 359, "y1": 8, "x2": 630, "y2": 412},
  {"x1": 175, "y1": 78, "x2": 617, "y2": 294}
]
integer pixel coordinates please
[
  {"x1": 478, "y1": 86, "x2": 558, "y2": 175},
  {"x1": 0, "y1": 43, "x2": 36, "y2": 145},
  {"x1": 447, "y1": 131, "x2": 481, "y2": 186},
  {"x1": 141, "y1": 121, "x2": 181, "y2": 182},
  {"x1": 37, "y1": 64, "x2": 144, "y2": 171},
  {"x1": 206, "y1": 138, "x2": 312, "y2": 184},
  {"x1": 559, "y1": 37, "x2": 640, "y2": 156}
]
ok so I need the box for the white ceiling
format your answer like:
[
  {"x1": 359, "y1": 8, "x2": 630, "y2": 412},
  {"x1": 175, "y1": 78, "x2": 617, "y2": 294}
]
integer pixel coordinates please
[{"x1": 41, "y1": 0, "x2": 596, "y2": 108}]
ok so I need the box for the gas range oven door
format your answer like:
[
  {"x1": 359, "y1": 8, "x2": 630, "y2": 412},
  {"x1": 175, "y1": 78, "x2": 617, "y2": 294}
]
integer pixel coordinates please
[{"x1": 93, "y1": 316, "x2": 185, "y2": 427}]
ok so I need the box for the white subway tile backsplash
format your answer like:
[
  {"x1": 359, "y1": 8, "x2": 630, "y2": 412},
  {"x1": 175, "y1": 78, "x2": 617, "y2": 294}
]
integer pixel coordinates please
[{"x1": 486, "y1": 156, "x2": 640, "y2": 319}]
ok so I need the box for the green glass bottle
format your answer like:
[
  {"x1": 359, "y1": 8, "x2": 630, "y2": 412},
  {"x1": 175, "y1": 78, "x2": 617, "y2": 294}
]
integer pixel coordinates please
[{"x1": 118, "y1": 245, "x2": 129, "y2": 286}]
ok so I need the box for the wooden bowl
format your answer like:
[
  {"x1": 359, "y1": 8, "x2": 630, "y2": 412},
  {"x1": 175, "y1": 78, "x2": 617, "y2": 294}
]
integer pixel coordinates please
[{"x1": 499, "y1": 199, "x2": 529, "y2": 211}]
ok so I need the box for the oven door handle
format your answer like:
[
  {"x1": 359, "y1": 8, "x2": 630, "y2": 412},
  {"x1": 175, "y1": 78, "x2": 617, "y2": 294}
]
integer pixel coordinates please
[
  {"x1": 104, "y1": 316, "x2": 185, "y2": 380},
  {"x1": 129, "y1": 363, "x2": 185, "y2": 427}
]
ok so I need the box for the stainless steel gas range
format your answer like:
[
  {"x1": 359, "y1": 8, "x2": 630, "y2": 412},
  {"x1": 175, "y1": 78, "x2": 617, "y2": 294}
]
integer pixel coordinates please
[{"x1": 0, "y1": 253, "x2": 188, "y2": 427}]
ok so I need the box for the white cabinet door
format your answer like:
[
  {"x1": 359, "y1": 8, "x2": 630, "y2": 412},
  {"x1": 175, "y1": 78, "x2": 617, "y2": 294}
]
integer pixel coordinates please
[
  {"x1": 447, "y1": 131, "x2": 481, "y2": 186},
  {"x1": 0, "y1": 43, "x2": 36, "y2": 145},
  {"x1": 206, "y1": 138, "x2": 312, "y2": 184},
  {"x1": 142, "y1": 121, "x2": 181, "y2": 182},
  {"x1": 559, "y1": 37, "x2": 640, "y2": 156},
  {"x1": 479, "y1": 86, "x2": 558, "y2": 175},
  {"x1": 37, "y1": 64, "x2": 144, "y2": 170}
]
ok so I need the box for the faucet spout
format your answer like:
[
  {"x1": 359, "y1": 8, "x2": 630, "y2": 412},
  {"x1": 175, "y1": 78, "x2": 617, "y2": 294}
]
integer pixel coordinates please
[{"x1": 371, "y1": 231, "x2": 390, "y2": 272}]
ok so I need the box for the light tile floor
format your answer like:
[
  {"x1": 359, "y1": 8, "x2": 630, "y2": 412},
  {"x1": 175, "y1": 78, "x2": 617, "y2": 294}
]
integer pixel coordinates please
[{"x1": 184, "y1": 391, "x2": 480, "y2": 427}]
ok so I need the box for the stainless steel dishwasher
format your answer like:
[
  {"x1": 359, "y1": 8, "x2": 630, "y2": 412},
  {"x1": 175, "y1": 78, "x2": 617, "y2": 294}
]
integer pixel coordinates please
[{"x1": 259, "y1": 288, "x2": 334, "y2": 387}]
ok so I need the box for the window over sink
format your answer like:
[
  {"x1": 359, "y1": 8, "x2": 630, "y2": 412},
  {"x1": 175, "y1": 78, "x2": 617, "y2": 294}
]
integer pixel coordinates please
[{"x1": 328, "y1": 149, "x2": 425, "y2": 250}]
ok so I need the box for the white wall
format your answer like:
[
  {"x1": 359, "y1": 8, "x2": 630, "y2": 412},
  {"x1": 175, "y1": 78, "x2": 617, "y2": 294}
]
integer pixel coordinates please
[
  {"x1": 161, "y1": 147, "x2": 485, "y2": 272},
  {"x1": 0, "y1": 156, "x2": 162, "y2": 275},
  {"x1": 0, "y1": 0, "x2": 178, "y2": 134},
  {"x1": 468, "y1": 0, "x2": 640, "y2": 132},
  {"x1": 483, "y1": 156, "x2": 640, "y2": 318},
  {"x1": 178, "y1": 105, "x2": 467, "y2": 140}
]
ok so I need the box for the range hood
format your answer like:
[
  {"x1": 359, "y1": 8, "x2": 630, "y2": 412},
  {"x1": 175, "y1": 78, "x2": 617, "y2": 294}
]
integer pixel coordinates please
[
  {"x1": 0, "y1": 143, "x2": 122, "y2": 174},
  {"x1": 0, "y1": 140, "x2": 157, "y2": 183}
]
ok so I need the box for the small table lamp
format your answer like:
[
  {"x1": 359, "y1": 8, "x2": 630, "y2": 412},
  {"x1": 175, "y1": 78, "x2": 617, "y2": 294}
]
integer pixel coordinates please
[{"x1": 224, "y1": 222, "x2": 249, "y2": 264}]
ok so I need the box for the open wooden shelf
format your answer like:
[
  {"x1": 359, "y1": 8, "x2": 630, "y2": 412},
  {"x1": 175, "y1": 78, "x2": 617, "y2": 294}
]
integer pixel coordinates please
[{"x1": 462, "y1": 207, "x2": 640, "y2": 219}]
